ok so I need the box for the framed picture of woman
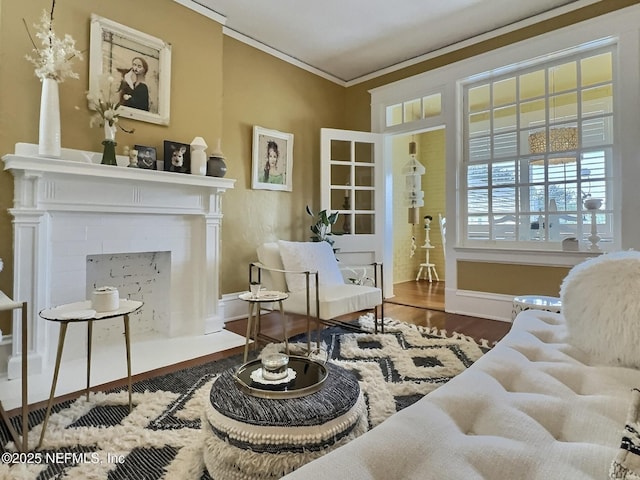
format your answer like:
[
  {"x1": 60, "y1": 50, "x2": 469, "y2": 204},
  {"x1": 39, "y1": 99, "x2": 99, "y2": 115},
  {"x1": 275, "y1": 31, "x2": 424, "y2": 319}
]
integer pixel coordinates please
[
  {"x1": 251, "y1": 126, "x2": 294, "y2": 192},
  {"x1": 89, "y1": 14, "x2": 172, "y2": 125}
]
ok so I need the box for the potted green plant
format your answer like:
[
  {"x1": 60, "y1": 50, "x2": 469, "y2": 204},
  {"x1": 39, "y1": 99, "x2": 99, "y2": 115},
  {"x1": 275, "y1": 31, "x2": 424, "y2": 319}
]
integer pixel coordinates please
[{"x1": 306, "y1": 205, "x2": 340, "y2": 246}]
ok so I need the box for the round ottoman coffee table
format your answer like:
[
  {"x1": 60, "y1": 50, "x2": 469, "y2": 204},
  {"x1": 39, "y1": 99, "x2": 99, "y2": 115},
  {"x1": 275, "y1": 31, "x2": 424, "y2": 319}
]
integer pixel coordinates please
[{"x1": 202, "y1": 357, "x2": 368, "y2": 480}]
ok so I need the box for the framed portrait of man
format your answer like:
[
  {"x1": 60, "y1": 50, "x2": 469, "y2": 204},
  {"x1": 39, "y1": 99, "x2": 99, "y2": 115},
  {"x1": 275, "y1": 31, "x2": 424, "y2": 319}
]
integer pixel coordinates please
[
  {"x1": 89, "y1": 14, "x2": 172, "y2": 126},
  {"x1": 251, "y1": 126, "x2": 294, "y2": 192}
]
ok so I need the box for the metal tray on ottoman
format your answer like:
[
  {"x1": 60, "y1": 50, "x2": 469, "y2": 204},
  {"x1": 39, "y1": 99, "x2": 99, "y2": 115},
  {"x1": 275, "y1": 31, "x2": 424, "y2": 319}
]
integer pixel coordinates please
[{"x1": 234, "y1": 356, "x2": 328, "y2": 399}]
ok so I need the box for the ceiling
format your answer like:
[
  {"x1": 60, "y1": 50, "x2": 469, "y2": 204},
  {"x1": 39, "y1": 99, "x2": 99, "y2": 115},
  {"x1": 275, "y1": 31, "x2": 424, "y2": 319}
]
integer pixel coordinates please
[{"x1": 189, "y1": 0, "x2": 600, "y2": 84}]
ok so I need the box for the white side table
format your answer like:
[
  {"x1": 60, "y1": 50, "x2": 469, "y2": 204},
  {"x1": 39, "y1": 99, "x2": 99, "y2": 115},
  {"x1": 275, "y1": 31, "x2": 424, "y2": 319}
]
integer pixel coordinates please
[
  {"x1": 239, "y1": 291, "x2": 289, "y2": 362},
  {"x1": 38, "y1": 299, "x2": 143, "y2": 447},
  {"x1": 512, "y1": 295, "x2": 562, "y2": 320}
]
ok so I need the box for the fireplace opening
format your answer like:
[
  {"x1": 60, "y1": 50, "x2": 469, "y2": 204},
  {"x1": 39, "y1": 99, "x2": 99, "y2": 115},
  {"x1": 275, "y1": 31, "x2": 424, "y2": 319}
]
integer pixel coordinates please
[{"x1": 86, "y1": 252, "x2": 171, "y2": 342}]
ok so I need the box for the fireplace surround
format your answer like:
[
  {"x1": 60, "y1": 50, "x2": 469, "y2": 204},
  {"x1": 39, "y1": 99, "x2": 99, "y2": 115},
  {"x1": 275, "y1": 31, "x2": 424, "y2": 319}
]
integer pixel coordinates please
[{"x1": 2, "y1": 143, "x2": 235, "y2": 378}]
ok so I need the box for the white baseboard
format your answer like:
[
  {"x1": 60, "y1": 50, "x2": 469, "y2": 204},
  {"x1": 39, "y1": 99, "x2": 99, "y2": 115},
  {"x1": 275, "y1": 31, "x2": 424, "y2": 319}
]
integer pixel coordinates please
[
  {"x1": 222, "y1": 292, "x2": 251, "y2": 322},
  {"x1": 224, "y1": 289, "x2": 514, "y2": 324},
  {"x1": 447, "y1": 289, "x2": 514, "y2": 323},
  {"x1": 0, "y1": 289, "x2": 513, "y2": 376},
  {"x1": 221, "y1": 292, "x2": 289, "y2": 323},
  {"x1": 0, "y1": 336, "x2": 44, "y2": 379},
  {"x1": 0, "y1": 293, "x2": 272, "y2": 376}
]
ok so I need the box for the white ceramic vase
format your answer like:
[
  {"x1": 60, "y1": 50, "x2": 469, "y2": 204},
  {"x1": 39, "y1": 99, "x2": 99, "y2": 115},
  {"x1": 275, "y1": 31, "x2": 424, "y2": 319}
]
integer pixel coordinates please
[
  {"x1": 101, "y1": 123, "x2": 118, "y2": 166},
  {"x1": 104, "y1": 123, "x2": 117, "y2": 142},
  {"x1": 206, "y1": 138, "x2": 228, "y2": 177},
  {"x1": 190, "y1": 136, "x2": 208, "y2": 175},
  {"x1": 38, "y1": 77, "x2": 61, "y2": 158}
]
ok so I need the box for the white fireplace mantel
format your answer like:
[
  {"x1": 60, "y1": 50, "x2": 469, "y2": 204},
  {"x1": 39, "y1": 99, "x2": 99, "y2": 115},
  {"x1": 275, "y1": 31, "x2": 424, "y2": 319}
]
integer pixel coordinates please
[{"x1": 2, "y1": 143, "x2": 235, "y2": 378}]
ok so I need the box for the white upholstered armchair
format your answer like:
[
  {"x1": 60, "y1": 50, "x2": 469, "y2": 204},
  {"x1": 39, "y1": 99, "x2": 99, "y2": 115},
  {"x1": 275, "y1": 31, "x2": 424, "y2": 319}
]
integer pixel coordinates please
[{"x1": 250, "y1": 240, "x2": 384, "y2": 349}]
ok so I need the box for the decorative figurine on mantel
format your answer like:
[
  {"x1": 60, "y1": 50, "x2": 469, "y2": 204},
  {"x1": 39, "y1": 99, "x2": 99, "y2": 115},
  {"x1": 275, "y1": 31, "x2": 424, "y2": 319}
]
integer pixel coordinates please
[
  {"x1": 190, "y1": 137, "x2": 208, "y2": 175},
  {"x1": 127, "y1": 149, "x2": 139, "y2": 168},
  {"x1": 207, "y1": 138, "x2": 227, "y2": 177}
]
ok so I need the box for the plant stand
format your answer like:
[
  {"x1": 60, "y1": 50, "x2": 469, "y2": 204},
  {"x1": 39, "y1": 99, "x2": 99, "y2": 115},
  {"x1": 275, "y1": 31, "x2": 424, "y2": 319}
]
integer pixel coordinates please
[{"x1": 416, "y1": 245, "x2": 439, "y2": 283}]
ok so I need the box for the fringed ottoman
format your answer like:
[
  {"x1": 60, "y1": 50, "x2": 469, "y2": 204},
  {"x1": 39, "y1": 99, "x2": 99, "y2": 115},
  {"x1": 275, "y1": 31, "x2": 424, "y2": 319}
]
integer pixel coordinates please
[{"x1": 202, "y1": 360, "x2": 368, "y2": 480}]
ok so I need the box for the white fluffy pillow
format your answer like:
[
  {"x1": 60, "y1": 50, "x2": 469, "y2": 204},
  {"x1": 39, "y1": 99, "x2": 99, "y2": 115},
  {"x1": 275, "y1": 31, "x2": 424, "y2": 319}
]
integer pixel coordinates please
[
  {"x1": 277, "y1": 240, "x2": 344, "y2": 292},
  {"x1": 560, "y1": 250, "x2": 640, "y2": 367}
]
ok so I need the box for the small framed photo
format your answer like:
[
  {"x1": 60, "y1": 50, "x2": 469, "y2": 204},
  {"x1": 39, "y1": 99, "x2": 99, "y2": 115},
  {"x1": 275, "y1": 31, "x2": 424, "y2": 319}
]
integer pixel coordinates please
[
  {"x1": 89, "y1": 14, "x2": 172, "y2": 125},
  {"x1": 252, "y1": 126, "x2": 294, "y2": 192},
  {"x1": 134, "y1": 145, "x2": 157, "y2": 170},
  {"x1": 163, "y1": 141, "x2": 190, "y2": 174}
]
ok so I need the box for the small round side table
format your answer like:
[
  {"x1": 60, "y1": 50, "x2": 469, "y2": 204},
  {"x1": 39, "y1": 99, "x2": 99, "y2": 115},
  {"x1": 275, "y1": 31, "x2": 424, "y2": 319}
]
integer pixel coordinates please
[
  {"x1": 239, "y1": 291, "x2": 289, "y2": 362},
  {"x1": 512, "y1": 295, "x2": 561, "y2": 320},
  {"x1": 38, "y1": 299, "x2": 143, "y2": 447}
]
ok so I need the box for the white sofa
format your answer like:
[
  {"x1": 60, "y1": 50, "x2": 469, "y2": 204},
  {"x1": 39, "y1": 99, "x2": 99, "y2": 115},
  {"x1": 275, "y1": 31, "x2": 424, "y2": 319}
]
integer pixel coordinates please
[{"x1": 282, "y1": 252, "x2": 640, "y2": 480}]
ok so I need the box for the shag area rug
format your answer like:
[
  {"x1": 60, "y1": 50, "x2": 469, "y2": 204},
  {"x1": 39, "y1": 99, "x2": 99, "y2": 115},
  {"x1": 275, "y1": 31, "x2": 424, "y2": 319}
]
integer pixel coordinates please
[{"x1": 0, "y1": 315, "x2": 490, "y2": 479}]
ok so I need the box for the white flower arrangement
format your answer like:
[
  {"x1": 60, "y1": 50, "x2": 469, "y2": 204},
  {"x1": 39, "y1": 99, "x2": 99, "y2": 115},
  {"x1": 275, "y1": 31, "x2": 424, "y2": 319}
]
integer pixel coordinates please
[
  {"x1": 24, "y1": 1, "x2": 83, "y2": 82},
  {"x1": 86, "y1": 75, "x2": 135, "y2": 133}
]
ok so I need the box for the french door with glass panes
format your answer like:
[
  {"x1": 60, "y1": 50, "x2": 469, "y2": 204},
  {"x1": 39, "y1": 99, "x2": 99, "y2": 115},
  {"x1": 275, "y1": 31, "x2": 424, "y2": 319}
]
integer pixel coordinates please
[{"x1": 320, "y1": 128, "x2": 389, "y2": 295}]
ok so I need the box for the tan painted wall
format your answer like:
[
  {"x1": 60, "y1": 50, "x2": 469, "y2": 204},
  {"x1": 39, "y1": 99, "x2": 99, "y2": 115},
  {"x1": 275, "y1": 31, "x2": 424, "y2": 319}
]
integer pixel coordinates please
[
  {"x1": 1, "y1": 0, "x2": 637, "y2": 334},
  {"x1": 418, "y1": 129, "x2": 446, "y2": 280},
  {"x1": 344, "y1": 0, "x2": 640, "y2": 299},
  {"x1": 457, "y1": 262, "x2": 571, "y2": 297},
  {"x1": 0, "y1": 0, "x2": 345, "y2": 334},
  {"x1": 392, "y1": 136, "x2": 416, "y2": 282},
  {"x1": 344, "y1": 0, "x2": 640, "y2": 131},
  {"x1": 220, "y1": 38, "x2": 346, "y2": 293},
  {"x1": 0, "y1": 0, "x2": 224, "y2": 333},
  {"x1": 392, "y1": 130, "x2": 446, "y2": 284}
]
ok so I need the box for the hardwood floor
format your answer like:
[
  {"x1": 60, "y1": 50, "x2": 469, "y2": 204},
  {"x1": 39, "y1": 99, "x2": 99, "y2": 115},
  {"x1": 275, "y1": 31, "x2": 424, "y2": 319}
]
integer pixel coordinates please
[
  {"x1": 225, "y1": 280, "x2": 511, "y2": 346},
  {"x1": 7, "y1": 281, "x2": 511, "y2": 415},
  {"x1": 386, "y1": 279, "x2": 445, "y2": 311}
]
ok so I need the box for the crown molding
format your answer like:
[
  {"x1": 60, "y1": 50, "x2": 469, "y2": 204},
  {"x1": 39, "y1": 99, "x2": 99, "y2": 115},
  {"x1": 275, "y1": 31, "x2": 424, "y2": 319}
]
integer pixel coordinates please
[
  {"x1": 173, "y1": 0, "x2": 227, "y2": 25},
  {"x1": 174, "y1": 0, "x2": 604, "y2": 87},
  {"x1": 222, "y1": 27, "x2": 347, "y2": 86}
]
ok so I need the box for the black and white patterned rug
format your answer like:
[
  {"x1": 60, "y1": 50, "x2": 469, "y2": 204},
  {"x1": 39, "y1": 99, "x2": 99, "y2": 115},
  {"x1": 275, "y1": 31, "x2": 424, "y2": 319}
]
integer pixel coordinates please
[
  {"x1": 0, "y1": 315, "x2": 489, "y2": 479},
  {"x1": 610, "y1": 388, "x2": 640, "y2": 479}
]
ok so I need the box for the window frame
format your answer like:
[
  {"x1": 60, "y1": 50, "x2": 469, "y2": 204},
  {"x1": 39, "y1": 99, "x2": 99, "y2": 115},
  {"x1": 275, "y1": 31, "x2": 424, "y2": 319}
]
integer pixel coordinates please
[
  {"x1": 459, "y1": 43, "x2": 616, "y2": 251},
  {"x1": 370, "y1": 9, "x2": 638, "y2": 274}
]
